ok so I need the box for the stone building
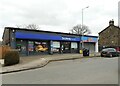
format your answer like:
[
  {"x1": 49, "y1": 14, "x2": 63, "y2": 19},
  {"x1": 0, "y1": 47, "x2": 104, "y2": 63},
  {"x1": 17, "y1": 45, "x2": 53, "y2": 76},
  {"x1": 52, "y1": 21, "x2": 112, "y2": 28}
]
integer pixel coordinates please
[{"x1": 98, "y1": 20, "x2": 120, "y2": 51}]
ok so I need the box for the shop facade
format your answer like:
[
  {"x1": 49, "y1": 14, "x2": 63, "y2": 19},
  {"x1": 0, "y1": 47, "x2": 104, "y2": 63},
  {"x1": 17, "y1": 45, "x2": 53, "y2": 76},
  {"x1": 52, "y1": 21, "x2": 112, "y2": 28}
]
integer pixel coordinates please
[
  {"x1": 81, "y1": 36, "x2": 98, "y2": 53},
  {"x1": 2, "y1": 27, "x2": 98, "y2": 56}
]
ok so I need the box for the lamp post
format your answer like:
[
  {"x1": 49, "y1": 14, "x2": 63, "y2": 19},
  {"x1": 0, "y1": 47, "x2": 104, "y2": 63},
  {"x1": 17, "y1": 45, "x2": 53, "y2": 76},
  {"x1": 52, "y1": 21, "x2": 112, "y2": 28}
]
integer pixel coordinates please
[{"x1": 81, "y1": 6, "x2": 89, "y2": 49}]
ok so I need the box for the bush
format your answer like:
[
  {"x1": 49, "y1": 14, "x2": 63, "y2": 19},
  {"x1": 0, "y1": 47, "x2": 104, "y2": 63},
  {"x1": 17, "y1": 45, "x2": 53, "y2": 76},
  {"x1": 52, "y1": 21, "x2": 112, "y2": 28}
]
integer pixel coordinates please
[{"x1": 4, "y1": 50, "x2": 20, "y2": 66}]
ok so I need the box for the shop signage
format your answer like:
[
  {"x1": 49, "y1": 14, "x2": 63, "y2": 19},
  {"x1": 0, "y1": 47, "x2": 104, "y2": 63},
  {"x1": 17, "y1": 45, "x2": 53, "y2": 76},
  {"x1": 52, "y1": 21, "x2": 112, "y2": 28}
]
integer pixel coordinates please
[
  {"x1": 62, "y1": 37, "x2": 76, "y2": 41},
  {"x1": 15, "y1": 32, "x2": 98, "y2": 42},
  {"x1": 62, "y1": 37, "x2": 71, "y2": 40},
  {"x1": 81, "y1": 36, "x2": 98, "y2": 42},
  {"x1": 15, "y1": 32, "x2": 81, "y2": 42}
]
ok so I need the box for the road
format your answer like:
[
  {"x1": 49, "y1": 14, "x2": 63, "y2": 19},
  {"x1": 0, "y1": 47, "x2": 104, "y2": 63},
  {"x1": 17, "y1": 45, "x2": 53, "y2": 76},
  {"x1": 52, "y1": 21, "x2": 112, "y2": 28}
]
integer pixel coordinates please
[{"x1": 2, "y1": 57, "x2": 118, "y2": 84}]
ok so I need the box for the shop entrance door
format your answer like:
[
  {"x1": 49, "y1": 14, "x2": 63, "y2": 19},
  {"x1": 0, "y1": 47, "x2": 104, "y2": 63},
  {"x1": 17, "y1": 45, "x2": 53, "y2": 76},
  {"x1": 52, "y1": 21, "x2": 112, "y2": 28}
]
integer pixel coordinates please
[{"x1": 61, "y1": 42, "x2": 71, "y2": 53}]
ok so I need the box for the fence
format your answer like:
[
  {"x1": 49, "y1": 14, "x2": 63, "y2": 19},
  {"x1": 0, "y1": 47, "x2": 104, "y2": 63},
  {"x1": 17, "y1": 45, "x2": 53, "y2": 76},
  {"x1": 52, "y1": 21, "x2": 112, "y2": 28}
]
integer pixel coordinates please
[{"x1": 0, "y1": 46, "x2": 11, "y2": 59}]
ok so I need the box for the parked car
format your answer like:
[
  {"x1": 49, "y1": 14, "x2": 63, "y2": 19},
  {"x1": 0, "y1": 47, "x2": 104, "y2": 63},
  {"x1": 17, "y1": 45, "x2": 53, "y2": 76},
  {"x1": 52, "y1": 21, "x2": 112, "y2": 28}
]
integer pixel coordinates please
[{"x1": 101, "y1": 48, "x2": 120, "y2": 57}]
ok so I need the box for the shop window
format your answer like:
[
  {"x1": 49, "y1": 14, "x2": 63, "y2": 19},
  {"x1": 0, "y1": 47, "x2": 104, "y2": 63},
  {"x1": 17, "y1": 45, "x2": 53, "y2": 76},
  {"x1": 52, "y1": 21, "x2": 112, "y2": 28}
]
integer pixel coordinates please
[
  {"x1": 52, "y1": 41, "x2": 60, "y2": 53},
  {"x1": 61, "y1": 42, "x2": 71, "y2": 53},
  {"x1": 34, "y1": 41, "x2": 48, "y2": 52},
  {"x1": 16, "y1": 40, "x2": 27, "y2": 55},
  {"x1": 71, "y1": 42, "x2": 78, "y2": 49},
  {"x1": 28, "y1": 41, "x2": 34, "y2": 52},
  {"x1": 16, "y1": 44, "x2": 22, "y2": 52},
  {"x1": 71, "y1": 42, "x2": 78, "y2": 53}
]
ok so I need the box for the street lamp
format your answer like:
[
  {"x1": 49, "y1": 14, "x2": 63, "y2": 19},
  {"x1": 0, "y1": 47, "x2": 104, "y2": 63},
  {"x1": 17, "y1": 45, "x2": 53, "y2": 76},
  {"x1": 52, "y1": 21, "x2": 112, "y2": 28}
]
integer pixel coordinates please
[{"x1": 81, "y1": 6, "x2": 89, "y2": 49}]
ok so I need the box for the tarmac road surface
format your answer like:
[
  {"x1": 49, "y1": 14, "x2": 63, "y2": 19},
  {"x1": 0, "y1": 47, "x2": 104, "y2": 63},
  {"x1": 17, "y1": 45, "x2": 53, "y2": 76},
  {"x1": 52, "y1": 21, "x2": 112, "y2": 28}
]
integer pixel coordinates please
[{"x1": 2, "y1": 57, "x2": 118, "y2": 84}]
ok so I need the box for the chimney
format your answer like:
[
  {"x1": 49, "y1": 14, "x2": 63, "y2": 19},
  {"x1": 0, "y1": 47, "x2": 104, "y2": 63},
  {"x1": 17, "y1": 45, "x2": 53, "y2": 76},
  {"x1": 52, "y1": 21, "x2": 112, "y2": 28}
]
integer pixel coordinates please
[{"x1": 109, "y1": 19, "x2": 114, "y2": 26}]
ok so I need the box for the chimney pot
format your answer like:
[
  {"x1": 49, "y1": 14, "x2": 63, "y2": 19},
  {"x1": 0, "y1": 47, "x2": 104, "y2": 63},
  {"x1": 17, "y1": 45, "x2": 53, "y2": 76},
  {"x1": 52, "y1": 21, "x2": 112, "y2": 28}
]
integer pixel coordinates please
[{"x1": 109, "y1": 19, "x2": 114, "y2": 26}]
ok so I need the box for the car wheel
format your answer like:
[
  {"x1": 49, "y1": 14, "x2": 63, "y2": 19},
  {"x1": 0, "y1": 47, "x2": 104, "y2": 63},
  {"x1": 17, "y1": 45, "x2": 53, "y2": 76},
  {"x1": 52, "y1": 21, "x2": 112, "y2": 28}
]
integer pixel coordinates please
[
  {"x1": 110, "y1": 54, "x2": 112, "y2": 57},
  {"x1": 101, "y1": 54, "x2": 103, "y2": 57}
]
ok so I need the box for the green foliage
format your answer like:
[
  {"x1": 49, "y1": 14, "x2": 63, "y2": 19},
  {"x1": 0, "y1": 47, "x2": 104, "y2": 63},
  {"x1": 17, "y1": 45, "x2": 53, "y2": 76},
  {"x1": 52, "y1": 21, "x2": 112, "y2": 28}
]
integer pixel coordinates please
[{"x1": 4, "y1": 50, "x2": 20, "y2": 66}]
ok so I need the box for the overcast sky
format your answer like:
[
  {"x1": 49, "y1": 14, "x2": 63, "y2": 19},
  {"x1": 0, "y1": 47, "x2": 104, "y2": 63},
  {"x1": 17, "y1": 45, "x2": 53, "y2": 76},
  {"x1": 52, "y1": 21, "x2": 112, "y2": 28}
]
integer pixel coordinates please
[{"x1": 0, "y1": 0, "x2": 119, "y2": 40}]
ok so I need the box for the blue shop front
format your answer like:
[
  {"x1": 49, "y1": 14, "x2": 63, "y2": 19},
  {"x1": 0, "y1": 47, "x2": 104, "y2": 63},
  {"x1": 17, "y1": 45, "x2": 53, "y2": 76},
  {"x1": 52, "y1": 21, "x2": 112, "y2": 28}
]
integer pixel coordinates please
[{"x1": 2, "y1": 27, "x2": 98, "y2": 56}]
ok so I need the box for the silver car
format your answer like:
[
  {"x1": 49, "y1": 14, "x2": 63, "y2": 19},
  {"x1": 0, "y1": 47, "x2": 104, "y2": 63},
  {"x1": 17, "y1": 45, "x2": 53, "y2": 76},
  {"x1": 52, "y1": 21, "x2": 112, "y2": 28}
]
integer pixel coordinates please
[{"x1": 101, "y1": 48, "x2": 120, "y2": 57}]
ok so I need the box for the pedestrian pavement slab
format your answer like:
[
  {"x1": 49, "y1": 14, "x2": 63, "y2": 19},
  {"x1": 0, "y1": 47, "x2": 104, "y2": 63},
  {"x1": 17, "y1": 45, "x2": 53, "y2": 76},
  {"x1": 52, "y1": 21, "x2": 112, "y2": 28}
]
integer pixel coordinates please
[{"x1": 0, "y1": 58, "x2": 49, "y2": 74}]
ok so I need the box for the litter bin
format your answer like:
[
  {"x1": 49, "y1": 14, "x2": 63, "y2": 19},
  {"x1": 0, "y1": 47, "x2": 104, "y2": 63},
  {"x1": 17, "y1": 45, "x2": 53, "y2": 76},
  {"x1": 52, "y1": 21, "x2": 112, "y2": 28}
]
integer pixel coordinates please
[{"x1": 83, "y1": 49, "x2": 89, "y2": 56}]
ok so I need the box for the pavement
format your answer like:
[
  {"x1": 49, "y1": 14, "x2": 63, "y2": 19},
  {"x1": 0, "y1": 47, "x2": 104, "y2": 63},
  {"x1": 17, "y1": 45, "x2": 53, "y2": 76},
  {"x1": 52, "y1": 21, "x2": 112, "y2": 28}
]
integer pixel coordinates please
[{"x1": 0, "y1": 53, "x2": 100, "y2": 74}]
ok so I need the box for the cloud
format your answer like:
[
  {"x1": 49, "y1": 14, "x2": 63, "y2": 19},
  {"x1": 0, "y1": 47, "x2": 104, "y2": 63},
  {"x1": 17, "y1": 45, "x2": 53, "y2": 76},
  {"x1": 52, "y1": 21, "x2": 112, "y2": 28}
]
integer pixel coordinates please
[{"x1": 0, "y1": 0, "x2": 119, "y2": 40}]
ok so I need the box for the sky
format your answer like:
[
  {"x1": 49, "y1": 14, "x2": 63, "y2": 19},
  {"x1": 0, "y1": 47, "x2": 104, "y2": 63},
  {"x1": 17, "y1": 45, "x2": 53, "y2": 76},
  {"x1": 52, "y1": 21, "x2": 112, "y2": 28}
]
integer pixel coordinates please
[{"x1": 0, "y1": 0, "x2": 119, "y2": 41}]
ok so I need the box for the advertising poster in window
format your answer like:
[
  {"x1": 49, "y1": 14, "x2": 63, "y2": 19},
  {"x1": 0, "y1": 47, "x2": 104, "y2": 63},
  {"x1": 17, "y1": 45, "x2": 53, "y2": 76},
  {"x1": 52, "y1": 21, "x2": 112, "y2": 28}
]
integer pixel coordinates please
[
  {"x1": 28, "y1": 41, "x2": 34, "y2": 51},
  {"x1": 35, "y1": 42, "x2": 48, "y2": 52},
  {"x1": 52, "y1": 42, "x2": 60, "y2": 52},
  {"x1": 71, "y1": 42, "x2": 77, "y2": 49}
]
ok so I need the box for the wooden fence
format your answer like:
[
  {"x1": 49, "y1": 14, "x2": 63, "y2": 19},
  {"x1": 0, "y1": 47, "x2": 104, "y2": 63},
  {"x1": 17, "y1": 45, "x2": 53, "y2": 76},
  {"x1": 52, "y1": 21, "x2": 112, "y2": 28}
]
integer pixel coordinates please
[{"x1": 0, "y1": 46, "x2": 11, "y2": 59}]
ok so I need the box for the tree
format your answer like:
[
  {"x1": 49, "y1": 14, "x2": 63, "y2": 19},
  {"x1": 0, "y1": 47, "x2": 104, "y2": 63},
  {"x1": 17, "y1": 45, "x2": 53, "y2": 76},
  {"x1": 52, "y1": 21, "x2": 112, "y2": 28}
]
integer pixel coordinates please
[
  {"x1": 26, "y1": 24, "x2": 39, "y2": 30},
  {"x1": 16, "y1": 24, "x2": 40, "y2": 30},
  {"x1": 70, "y1": 24, "x2": 91, "y2": 35}
]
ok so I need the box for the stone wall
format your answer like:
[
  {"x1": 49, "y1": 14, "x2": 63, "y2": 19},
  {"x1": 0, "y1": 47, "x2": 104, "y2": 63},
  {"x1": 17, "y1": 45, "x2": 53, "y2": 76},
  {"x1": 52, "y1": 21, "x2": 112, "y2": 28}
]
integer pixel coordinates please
[{"x1": 99, "y1": 26, "x2": 120, "y2": 47}]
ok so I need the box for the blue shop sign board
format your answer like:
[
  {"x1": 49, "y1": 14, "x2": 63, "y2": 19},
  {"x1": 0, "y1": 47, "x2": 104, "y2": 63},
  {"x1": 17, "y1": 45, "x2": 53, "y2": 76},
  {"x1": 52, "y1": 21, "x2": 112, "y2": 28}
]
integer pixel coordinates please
[
  {"x1": 61, "y1": 36, "x2": 80, "y2": 41},
  {"x1": 15, "y1": 32, "x2": 80, "y2": 42},
  {"x1": 81, "y1": 36, "x2": 98, "y2": 42}
]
